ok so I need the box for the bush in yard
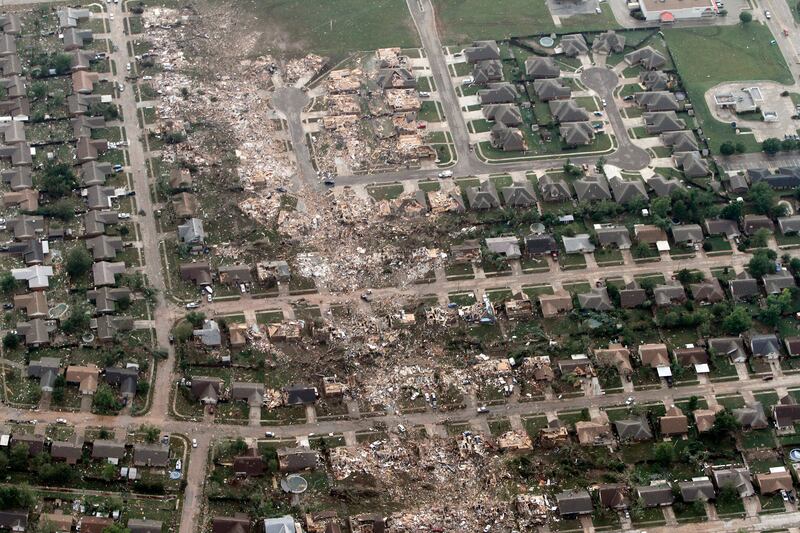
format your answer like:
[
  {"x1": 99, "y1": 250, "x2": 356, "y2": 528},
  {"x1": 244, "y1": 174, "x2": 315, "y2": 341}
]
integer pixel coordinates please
[
  {"x1": 762, "y1": 137, "x2": 782, "y2": 155},
  {"x1": 719, "y1": 141, "x2": 735, "y2": 155},
  {"x1": 738, "y1": 10, "x2": 752, "y2": 23},
  {"x1": 2, "y1": 332, "x2": 19, "y2": 350},
  {"x1": 65, "y1": 247, "x2": 93, "y2": 279}
]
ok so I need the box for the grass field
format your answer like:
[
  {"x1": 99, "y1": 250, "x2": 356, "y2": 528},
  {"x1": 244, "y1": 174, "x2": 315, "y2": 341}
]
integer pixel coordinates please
[
  {"x1": 250, "y1": 0, "x2": 419, "y2": 60},
  {"x1": 665, "y1": 23, "x2": 793, "y2": 154},
  {"x1": 433, "y1": 0, "x2": 555, "y2": 43}
]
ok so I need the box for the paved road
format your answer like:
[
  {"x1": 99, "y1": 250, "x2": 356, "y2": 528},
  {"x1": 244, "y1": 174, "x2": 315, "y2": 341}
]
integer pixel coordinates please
[
  {"x1": 271, "y1": 86, "x2": 321, "y2": 193},
  {"x1": 581, "y1": 66, "x2": 651, "y2": 170},
  {"x1": 105, "y1": 1, "x2": 174, "y2": 420}
]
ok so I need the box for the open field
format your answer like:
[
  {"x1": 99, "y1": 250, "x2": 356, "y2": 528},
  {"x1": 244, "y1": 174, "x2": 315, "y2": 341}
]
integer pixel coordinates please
[
  {"x1": 242, "y1": 0, "x2": 420, "y2": 60},
  {"x1": 665, "y1": 23, "x2": 793, "y2": 154},
  {"x1": 433, "y1": 0, "x2": 556, "y2": 42}
]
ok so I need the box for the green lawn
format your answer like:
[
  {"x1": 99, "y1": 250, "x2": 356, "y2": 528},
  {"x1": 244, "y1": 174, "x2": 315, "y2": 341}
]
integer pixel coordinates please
[
  {"x1": 665, "y1": 23, "x2": 793, "y2": 154},
  {"x1": 433, "y1": 0, "x2": 555, "y2": 43},
  {"x1": 246, "y1": 0, "x2": 419, "y2": 60}
]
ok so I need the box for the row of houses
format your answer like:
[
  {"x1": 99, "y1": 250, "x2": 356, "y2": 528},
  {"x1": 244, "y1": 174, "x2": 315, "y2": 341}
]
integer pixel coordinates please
[
  {"x1": 188, "y1": 377, "x2": 319, "y2": 408},
  {"x1": 27, "y1": 358, "x2": 139, "y2": 401},
  {"x1": 0, "y1": 510, "x2": 162, "y2": 533},
  {"x1": 178, "y1": 259, "x2": 291, "y2": 290},
  {"x1": 555, "y1": 464, "x2": 792, "y2": 518}
]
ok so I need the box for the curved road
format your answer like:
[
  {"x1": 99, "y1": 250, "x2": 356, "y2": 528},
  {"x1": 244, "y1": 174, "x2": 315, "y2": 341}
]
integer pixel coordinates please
[{"x1": 581, "y1": 66, "x2": 651, "y2": 170}]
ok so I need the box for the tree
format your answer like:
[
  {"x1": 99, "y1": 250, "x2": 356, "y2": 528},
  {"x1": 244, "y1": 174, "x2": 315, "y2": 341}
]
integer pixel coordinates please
[
  {"x1": 751, "y1": 227, "x2": 772, "y2": 249},
  {"x1": 763, "y1": 137, "x2": 782, "y2": 155},
  {"x1": 174, "y1": 322, "x2": 194, "y2": 343},
  {"x1": 710, "y1": 409, "x2": 738, "y2": 437},
  {"x1": 739, "y1": 10, "x2": 752, "y2": 23},
  {"x1": 38, "y1": 163, "x2": 77, "y2": 198},
  {"x1": 2, "y1": 332, "x2": 19, "y2": 350},
  {"x1": 676, "y1": 268, "x2": 703, "y2": 284},
  {"x1": 52, "y1": 53, "x2": 73, "y2": 75},
  {"x1": 719, "y1": 201, "x2": 743, "y2": 221},
  {"x1": 141, "y1": 424, "x2": 160, "y2": 444},
  {"x1": 185, "y1": 311, "x2": 206, "y2": 328},
  {"x1": 61, "y1": 306, "x2": 90, "y2": 335},
  {"x1": 722, "y1": 306, "x2": 752, "y2": 335},
  {"x1": 92, "y1": 383, "x2": 121, "y2": 414},
  {"x1": 100, "y1": 462, "x2": 117, "y2": 481},
  {"x1": 748, "y1": 250, "x2": 777, "y2": 278},
  {"x1": 65, "y1": 246, "x2": 92, "y2": 279},
  {"x1": 653, "y1": 442, "x2": 676, "y2": 466},
  {"x1": 0, "y1": 485, "x2": 36, "y2": 510},
  {"x1": 28, "y1": 81, "x2": 46, "y2": 100},
  {"x1": 687, "y1": 396, "x2": 699, "y2": 412},
  {"x1": 0, "y1": 271, "x2": 17, "y2": 296},
  {"x1": 8, "y1": 444, "x2": 28, "y2": 471},
  {"x1": 719, "y1": 141, "x2": 736, "y2": 155},
  {"x1": 735, "y1": 142, "x2": 746, "y2": 154}
]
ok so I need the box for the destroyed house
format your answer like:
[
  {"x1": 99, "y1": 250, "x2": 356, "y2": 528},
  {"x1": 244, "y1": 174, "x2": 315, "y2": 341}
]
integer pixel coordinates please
[
  {"x1": 133, "y1": 443, "x2": 169, "y2": 467},
  {"x1": 524, "y1": 56, "x2": 560, "y2": 79},
  {"x1": 27, "y1": 356, "x2": 60, "y2": 392},
  {"x1": 172, "y1": 192, "x2": 198, "y2": 219},
  {"x1": 169, "y1": 167, "x2": 193, "y2": 190},
  {"x1": 178, "y1": 218, "x2": 205, "y2": 245},
  {"x1": 0, "y1": 14, "x2": 20, "y2": 34},
  {"x1": 277, "y1": 447, "x2": 319, "y2": 473}
]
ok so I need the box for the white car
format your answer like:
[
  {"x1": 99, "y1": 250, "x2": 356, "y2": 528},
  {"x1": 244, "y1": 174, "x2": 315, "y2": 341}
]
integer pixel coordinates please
[
  {"x1": 765, "y1": 10, "x2": 771, "y2": 18},
  {"x1": 185, "y1": 302, "x2": 199, "y2": 309},
  {"x1": 175, "y1": 459, "x2": 182, "y2": 471},
  {"x1": 117, "y1": 213, "x2": 131, "y2": 220},
  {"x1": 438, "y1": 170, "x2": 453, "y2": 178},
  {"x1": 55, "y1": 418, "x2": 68, "y2": 425},
  {"x1": 265, "y1": 431, "x2": 276, "y2": 438},
  {"x1": 126, "y1": 62, "x2": 131, "y2": 72},
  {"x1": 191, "y1": 439, "x2": 197, "y2": 448}
]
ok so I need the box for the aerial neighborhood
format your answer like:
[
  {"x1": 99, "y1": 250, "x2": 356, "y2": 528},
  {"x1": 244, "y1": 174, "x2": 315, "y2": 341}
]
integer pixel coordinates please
[{"x1": 1, "y1": 0, "x2": 800, "y2": 531}]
